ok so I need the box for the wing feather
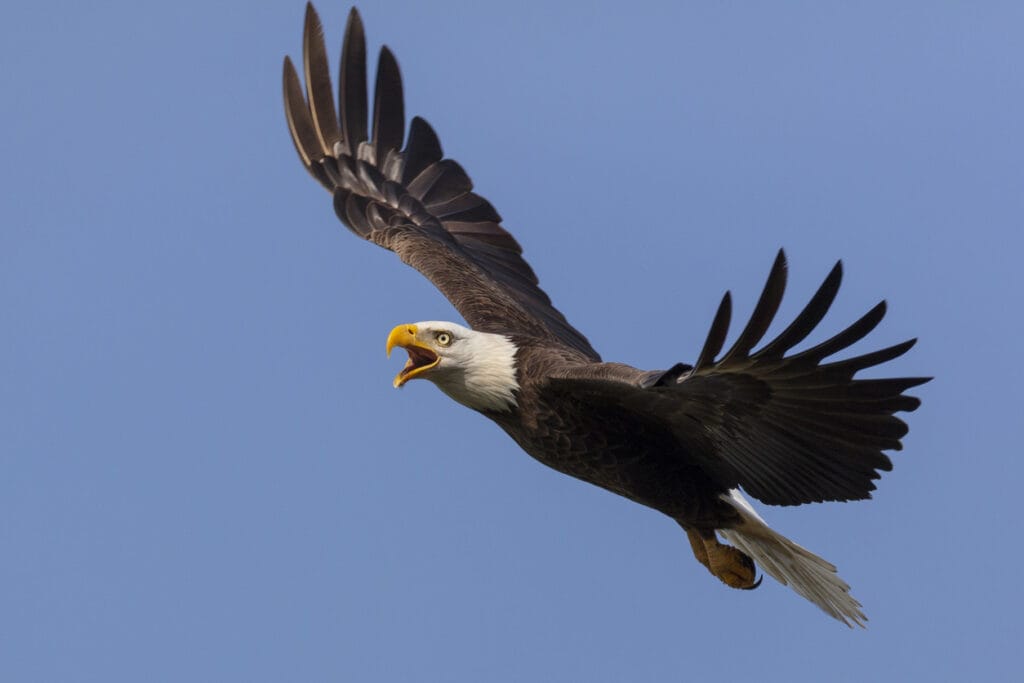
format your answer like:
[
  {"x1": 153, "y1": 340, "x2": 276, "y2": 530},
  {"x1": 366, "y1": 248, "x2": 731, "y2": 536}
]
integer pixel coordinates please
[
  {"x1": 371, "y1": 47, "x2": 404, "y2": 165},
  {"x1": 694, "y1": 292, "x2": 731, "y2": 372},
  {"x1": 550, "y1": 252, "x2": 929, "y2": 506},
  {"x1": 400, "y1": 117, "x2": 443, "y2": 186},
  {"x1": 664, "y1": 252, "x2": 929, "y2": 504},
  {"x1": 302, "y1": 7, "x2": 341, "y2": 156},
  {"x1": 752, "y1": 260, "x2": 841, "y2": 360},
  {"x1": 337, "y1": 7, "x2": 368, "y2": 157},
  {"x1": 284, "y1": 4, "x2": 597, "y2": 359},
  {"x1": 719, "y1": 250, "x2": 787, "y2": 363}
]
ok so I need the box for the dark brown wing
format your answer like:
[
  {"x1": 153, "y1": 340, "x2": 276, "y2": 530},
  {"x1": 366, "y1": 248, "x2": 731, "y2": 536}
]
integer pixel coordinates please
[
  {"x1": 550, "y1": 250, "x2": 930, "y2": 506},
  {"x1": 283, "y1": 4, "x2": 598, "y2": 360}
]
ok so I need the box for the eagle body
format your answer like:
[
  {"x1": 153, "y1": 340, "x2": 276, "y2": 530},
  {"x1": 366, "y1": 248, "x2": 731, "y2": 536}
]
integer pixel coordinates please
[
  {"x1": 484, "y1": 347, "x2": 733, "y2": 527},
  {"x1": 283, "y1": 4, "x2": 930, "y2": 627},
  {"x1": 495, "y1": 399, "x2": 740, "y2": 528}
]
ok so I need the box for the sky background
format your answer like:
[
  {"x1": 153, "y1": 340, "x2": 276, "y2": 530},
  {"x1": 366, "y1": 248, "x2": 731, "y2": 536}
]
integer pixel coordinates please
[{"x1": 2, "y1": 1, "x2": 1021, "y2": 680}]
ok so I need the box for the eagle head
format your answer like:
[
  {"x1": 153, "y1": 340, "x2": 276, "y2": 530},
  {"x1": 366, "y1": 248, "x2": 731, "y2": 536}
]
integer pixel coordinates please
[{"x1": 385, "y1": 321, "x2": 520, "y2": 412}]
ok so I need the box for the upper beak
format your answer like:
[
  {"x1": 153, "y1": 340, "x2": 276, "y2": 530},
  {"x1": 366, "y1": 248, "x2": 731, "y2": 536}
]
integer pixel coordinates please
[
  {"x1": 386, "y1": 324, "x2": 418, "y2": 359},
  {"x1": 386, "y1": 324, "x2": 440, "y2": 388}
]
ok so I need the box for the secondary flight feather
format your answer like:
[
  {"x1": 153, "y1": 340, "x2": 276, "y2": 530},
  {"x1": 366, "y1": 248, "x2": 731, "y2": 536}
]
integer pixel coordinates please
[{"x1": 283, "y1": 3, "x2": 929, "y2": 627}]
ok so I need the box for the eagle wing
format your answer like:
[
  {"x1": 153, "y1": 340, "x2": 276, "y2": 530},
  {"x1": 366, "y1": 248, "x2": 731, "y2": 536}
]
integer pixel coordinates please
[
  {"x1": 283, "y1": 5, "x2": 598, "y2": 360},
  {"x1": 550, "y1": 250, "x2": 930, "y2": 506}
]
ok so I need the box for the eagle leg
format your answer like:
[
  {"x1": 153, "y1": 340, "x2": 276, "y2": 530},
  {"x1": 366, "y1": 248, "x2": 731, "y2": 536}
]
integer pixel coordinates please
[{"x1": 685, "y1": 527, "x2": 762, "y2": 590}]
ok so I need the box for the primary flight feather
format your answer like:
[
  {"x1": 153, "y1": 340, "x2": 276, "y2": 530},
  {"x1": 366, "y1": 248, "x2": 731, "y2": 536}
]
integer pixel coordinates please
[{"x1": 283, "y1": 3, "x2": 929, "y2": 627}]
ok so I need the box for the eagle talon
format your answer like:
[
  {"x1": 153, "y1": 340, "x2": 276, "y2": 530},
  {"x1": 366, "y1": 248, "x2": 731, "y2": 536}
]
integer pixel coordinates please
[
  {"x1": 687, "y1": 528, "x2": 760, "y2": 590},
  {"x1": 742, "y1": 575, "x2": 764, "y2": 591}
]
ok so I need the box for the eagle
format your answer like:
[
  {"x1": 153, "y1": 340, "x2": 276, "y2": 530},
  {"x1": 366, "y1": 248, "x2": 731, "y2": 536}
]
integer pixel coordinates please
[{"x1": 282, "y1": 3, "x2": 929, "y2": 627}]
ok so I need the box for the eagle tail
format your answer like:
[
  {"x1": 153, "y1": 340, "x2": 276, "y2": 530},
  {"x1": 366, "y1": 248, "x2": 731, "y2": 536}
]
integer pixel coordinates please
[{"x1": 718, "y1": 489, "x2": 867, "y2": 628}]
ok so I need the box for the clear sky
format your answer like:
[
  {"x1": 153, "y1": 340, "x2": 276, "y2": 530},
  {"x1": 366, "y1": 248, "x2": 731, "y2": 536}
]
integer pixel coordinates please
[{"x1": 2, "y1": 1, "x2": 1021, "y2": 680}]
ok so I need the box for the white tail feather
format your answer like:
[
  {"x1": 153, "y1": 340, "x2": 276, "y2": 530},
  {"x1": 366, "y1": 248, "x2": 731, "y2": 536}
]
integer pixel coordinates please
[{"x1": 719, "y1": 489, "x2": 867, "y2": 628}]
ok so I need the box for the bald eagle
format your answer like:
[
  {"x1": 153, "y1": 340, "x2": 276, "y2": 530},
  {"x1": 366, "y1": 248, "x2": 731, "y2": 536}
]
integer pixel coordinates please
[{"x1": 283, "y1": 4, "x2": 928, "y2": 627}]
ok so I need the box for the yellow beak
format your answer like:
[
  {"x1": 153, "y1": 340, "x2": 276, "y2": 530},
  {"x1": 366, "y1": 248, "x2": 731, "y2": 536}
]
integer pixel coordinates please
[
  {"x1": 386, "y1": 324, "x2": 440, "y2": 388},
  {"x1": 386, "y1": 324, "x2": 418, "y2": 359}
]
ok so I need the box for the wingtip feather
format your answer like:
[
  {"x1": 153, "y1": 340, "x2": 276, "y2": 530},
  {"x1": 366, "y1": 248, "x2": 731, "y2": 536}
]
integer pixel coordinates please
[
  {"x1": 694, "y1": 291, "x2": 732, "y2": 371},
  {"x1": 720, "y1": 251, "x2": 788, "y2": 363},
  {"x1": 302, "y1": 2, "x2": 341, "y2": 155},
  {"x1": 339, "y1": 4, "x2": 369, "y2": 156}
]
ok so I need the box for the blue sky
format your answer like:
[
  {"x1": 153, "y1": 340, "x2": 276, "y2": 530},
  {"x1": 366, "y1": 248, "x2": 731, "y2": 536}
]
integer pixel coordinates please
[{"x1": 2, "y1": 1, "x2": 1021, "y2": 680}]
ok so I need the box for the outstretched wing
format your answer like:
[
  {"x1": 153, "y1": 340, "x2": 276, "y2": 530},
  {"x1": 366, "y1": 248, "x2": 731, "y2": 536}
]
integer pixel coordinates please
[
  {"x1": 283, "y1": 4, "x2": 598, "y2": 360},
  {"x1": 552, "y1": 250, "x2": 930, "y2": 506}
]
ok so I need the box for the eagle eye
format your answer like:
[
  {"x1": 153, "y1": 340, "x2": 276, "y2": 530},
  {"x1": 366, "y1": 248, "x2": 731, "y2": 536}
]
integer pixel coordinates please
[{"x1": 435, "y1": 332, "x2": 453, "y2": 347}]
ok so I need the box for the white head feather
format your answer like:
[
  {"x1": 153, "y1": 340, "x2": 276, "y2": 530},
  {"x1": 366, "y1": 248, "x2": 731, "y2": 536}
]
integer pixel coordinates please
[{"x1": 400, "y1": 321, "x2": 520, "y2": 412}]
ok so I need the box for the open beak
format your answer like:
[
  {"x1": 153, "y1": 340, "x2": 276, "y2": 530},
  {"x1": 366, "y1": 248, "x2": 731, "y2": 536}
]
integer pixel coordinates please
[{"x1": 386, "y1": 324, "x2": 440, "y2": 388}]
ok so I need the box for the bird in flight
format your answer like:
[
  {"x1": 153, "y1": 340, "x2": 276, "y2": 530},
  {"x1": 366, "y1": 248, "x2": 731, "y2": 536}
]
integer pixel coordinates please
[{"x1": 283, "y1": 3, "x2": 929, "y2": 627}]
